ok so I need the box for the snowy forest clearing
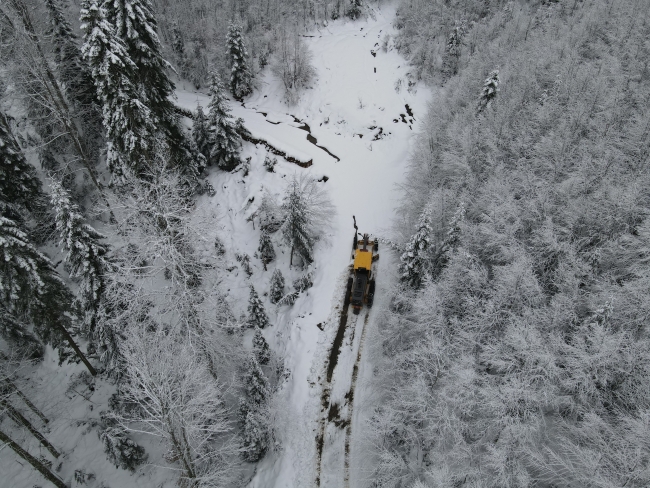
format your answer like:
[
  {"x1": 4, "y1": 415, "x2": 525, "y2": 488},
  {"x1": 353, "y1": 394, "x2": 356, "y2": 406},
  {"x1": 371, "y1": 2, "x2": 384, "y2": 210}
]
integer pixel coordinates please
[{"x1": 173, "y1": 4, "x2": 430, "y2": 487}]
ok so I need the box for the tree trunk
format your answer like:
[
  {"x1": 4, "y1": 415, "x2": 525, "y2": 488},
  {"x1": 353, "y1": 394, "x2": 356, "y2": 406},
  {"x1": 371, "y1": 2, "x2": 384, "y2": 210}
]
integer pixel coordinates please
[
  {"x1": 53, "y1": 321, "x2": 97, "y2": 376},
  {"x1": 2, "y1": 378, "x2": 49, "y2": 424},
  {"x1": 2, "y1": 399, "x2": 60, "y2": 458},
  {"x1": 0, "y1": 429, "x2": 68, "y2": 488}
]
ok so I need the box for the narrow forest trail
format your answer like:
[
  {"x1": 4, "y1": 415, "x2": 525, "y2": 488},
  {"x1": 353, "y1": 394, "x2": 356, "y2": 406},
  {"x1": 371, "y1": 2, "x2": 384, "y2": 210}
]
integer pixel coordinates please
[{"x1": 176, "y1": 4, "x2": 429, "y2": 487}]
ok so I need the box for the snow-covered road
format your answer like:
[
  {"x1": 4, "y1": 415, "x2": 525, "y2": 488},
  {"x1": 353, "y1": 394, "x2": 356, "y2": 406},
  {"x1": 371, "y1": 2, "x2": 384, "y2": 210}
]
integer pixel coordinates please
[{"x1": 177, "y1": 4, "x2": 430, "y2": 487}]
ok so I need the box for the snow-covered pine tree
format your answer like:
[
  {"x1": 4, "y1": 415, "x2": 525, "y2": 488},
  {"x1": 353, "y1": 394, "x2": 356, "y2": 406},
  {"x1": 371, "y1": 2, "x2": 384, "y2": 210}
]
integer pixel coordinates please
[
  {"x1": 0, "y1": 216, "x2": 96, "y2": 375},
  {"x1": 241, "y1": 409, "x2": 270, "y2": 462},
  {"x1": 49, "y1": 179, "x2": 112, "y2": 337},
  {"x1": 269, "y1": 269, "x2": 285, "y2": 304},
  {"x1": 478, "y1": 69, "x2": 499, "y2": 112},
  {"x1": 0, "y1": 306, "x2": 43, "y2": 359},
  {"x1": 171, "y1": 21, "x2": 188, "y2": 78},
  {"x1": 240, "y1": 355, "x2": 270, "y2": 412},
  {"x1": 429, "y1": 201, "x2": 465, "y2": 279},
  {"x1": 281, "y1": 176, "x2": 314, "y2": 266},
  {"x1": 44, "y1": 0, "x2": 98, "y2": 110},
  {"x1": 81, "y1": 0, "x2": 155, "y2": 180},
  {"x1": 102, "y1": 0, "x2": 186, "y2": 154},
  {"x1": 99, "y1": 412, "x2": 147, "y2": 472},
  {"x1": 226, "y1": 22, "x2": 253, "y2": 100},
  {"x1": 193, "y1": 104, "x2": 210, "y2": 160},
  {"x1": 0, "y1": 112, "x2": 43, "y2": 218},
  {"x1": 400, "y1": 203, "x2": 434, "y2": 288},
  {"x1": 347, "y1": 0, "x2": 363, "y2": 20},
  {"x1": 258, "y1": 230, "x2": 276, "y2": 269},
  {"x1": 207, "y1": 72, "x2": 242, "y2": 170},
  {"x1": 239, "y1": 355, "x2": 271, "y2": 461},
  {"x1": 441, "y1": 20, "x2": 466, "y2": 81},
  {"x1": 247, "y1": 285, "x2": 270, "y2": 329},
  {"x1": 252, "y1": 327, "x2": 270, "y2": 365}
]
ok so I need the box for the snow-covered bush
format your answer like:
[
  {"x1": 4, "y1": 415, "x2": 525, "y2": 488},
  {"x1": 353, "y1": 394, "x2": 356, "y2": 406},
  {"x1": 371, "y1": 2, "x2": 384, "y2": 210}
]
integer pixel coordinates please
[
  {"x1": 292, "y1": 271, "x2": 313, "y2": 293},
  {"x1": 258, "y1": 192, "x2": 283, "y2": 233},
  {"x1": 263, "y1": 155, "x2": 277, "y2": 172},
  {"x1": 276, "y1": 290, "x2": 300, "y2": 307},
  {"x1": 214, "y1": 236, "x2": 226, "y2": 256},
  {"x1": 236, "y1": 253, "x2": 253, "y2": 277}
]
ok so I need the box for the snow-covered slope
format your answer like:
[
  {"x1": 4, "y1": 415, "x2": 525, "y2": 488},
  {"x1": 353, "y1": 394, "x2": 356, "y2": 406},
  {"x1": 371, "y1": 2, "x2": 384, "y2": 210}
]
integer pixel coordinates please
[
  {"x1": 177, "y1": 4, "x2": 430, "y2": 487},
  {"x1": 0, "y1": 5, "x2": 429, "y2": 488}
]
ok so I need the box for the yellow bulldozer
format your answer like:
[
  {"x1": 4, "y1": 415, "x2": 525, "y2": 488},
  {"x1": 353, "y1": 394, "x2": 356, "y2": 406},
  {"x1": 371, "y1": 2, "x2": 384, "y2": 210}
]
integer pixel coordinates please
[{"x1": 346, "y1": 216, "x2": 379, "y2": 315}]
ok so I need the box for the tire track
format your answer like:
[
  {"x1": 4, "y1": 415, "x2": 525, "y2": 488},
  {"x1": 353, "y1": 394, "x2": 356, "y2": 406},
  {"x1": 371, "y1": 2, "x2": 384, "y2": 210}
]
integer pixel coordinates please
[
  {"x1": 343, "y1": 311, "x2": 370, "y2": 488},
  {"x1": 316, "y1": 273, "x2": 354, "y2": 487}
]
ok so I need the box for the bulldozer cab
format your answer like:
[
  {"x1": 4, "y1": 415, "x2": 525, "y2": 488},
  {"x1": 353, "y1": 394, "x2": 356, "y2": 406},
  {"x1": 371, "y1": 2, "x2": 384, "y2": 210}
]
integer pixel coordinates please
[{"x1": 353, "y1": 248, "x2": 373, "y2": 276}]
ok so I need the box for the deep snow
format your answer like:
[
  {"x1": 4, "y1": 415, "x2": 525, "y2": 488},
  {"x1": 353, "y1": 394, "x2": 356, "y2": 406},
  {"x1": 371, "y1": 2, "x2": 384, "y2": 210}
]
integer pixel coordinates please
[{"x1": 0, "y1": 4, "x2": 429, "y2": 487}]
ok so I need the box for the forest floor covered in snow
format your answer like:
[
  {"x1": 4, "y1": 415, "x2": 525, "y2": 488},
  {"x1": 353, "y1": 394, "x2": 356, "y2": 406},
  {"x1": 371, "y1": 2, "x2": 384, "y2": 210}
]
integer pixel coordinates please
[{"x1": 1, "y1": 3, "x2": 429, "y2": 487}]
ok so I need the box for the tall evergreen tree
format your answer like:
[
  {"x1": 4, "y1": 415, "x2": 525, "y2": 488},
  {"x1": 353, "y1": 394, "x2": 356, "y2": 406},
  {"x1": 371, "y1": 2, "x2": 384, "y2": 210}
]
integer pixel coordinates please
[
  {"x1": 226, "y1": 22, "x2": 253, "y2": 100},
  {"x1": 269, "y1": 269, "x2": 285, "y2": 304},
  {"x1": 247, "y1": 285, "x2": 270, "y2": 329},
  {"x1": 0, "y1": 112, "x2": 42, "y2": 218},
  {"x1": 240, "y1": 355, "x2": 270, "y2": 411},
  {"x1": 207, "y1": 72, "x2": 242, "y2": 170},
  {"x1": 193, "y1": 104, "x2": 210, "y2": 160},
  {"x1": 102, "y1": 0, "x2": 197, "y2": 176},
  {"x1": 171, "y1": 21, "x2": 188, "y2": 78},
  {"x1": 400, "y1": 203, "x2": 433, "y2": 288},
  {"x1": 0, "y1": 115, "x2": 95, "y2": 373},
  {"x1": 0, "y1": 216, "x2": 96, "y2": 375},
  {"x1": 281, "y1": 177, "x2": 314, "y2": 266},
  {"x1": 44, "y1": 0, "x2": 98, "y2": 110},
  {"x1": 81, "y1": 0, "x2": 155, "y2": 180},
  {"x1": 50, "y1": 179, "x2": 112, "y2": 337},
  {"x1": 258, "y1": 230, "x2": 275, "y2": 270}
]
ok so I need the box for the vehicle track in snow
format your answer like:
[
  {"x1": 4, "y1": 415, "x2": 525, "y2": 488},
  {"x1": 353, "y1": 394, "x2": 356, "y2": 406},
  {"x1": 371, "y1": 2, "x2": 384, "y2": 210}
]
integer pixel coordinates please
[
  {"x1": 343, "y1": 311, "x2": 370, "y2": 488},
  {"x1": 316, "y1": 263, "x2": 372, "y2": 487}
]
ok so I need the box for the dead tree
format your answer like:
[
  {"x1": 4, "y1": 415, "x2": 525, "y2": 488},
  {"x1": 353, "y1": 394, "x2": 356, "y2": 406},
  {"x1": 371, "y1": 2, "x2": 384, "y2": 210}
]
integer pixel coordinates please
[{"x1": 0, "y1": 429, "x2": 67, "y2": 488}]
